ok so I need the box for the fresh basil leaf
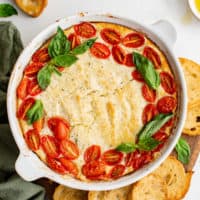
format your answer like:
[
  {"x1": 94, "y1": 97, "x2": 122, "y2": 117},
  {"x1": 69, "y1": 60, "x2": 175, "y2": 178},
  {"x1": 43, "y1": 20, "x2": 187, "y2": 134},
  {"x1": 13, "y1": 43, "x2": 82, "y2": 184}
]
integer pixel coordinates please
[
  {"x1": 26, "y1": 100, "x2": 44, "y2": 124},
  {"x1": 48, "y1": 26, "x2": 71, "y2": 58},
  {"x1": 133, "y1": 52, "x2": 160, "y2": 90},
  {"x1": 71, "y1": 38, "x2": 97, "y2": 55},
  {"x1": 51, "y1": 54, "x2": 78, "y2": 67},
  {"x1": 175, "y1": 137, "x2": 191, "y2": 164},
  {"x1": 0, "y1": 4, "x2": 17, "y2": 17},
  {"x1": 116, "y1": 143, "x2": 138, "y2": 153},
  {"x1": 137, "y1": 137, "x2": 160, "y2": 151}
]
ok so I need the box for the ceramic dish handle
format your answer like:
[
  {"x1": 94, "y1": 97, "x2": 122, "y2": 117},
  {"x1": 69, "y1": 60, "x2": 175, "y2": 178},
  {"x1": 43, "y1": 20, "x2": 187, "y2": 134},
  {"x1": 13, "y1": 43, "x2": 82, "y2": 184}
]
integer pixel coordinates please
[
  {"x1": 15, "y1": 153, "x2": 43, "y2": 181},
  {"x1": 150, "y1": 20, "x2": 177, "y2": 47}
]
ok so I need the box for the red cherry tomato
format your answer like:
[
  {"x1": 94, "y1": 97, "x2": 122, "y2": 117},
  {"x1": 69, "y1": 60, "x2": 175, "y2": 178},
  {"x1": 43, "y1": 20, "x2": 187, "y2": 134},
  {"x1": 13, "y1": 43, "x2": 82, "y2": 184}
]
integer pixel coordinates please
[
  {"x1": 74, "y1": 22, "x2": 96, "y2": 38},
  {"x1": 59, "y1": 157, "x2": 78, "y2": 177},
  {"x1": 141, "y1": 151, "x2": 153, "y2": 165},
  {"x1": 90, "y1": 42, "x2": 110, "y2": 59},
  {"x1": 160, "y1": 72, "x2": 176, "y2": 94},
  {"x1": 109, "y1": 164, "x2": 125, "y2": 179},
  {"x1": 17, "y1": 97, "x2": 35, "y2": 119},
  {"x1": 100, "y1": 28, "x2": 121, "y2": 45},
  {"x1": 124, "y1": 53, "x2": 134, "y2": 67},
  {"x1": 57, "y1": 67, "x2": 65, "y2": 72},
  {"x1": 41, "y1": 135, "x2": 60, "y2": 158},
  {"x1": 160, "y1": 117, "x2": 174, "y2": 131},
  {"x1": 131, "y1": 70, "x2": 144, "y2": 82},
  {"x1": 25, "y1": 129, "x2": 40, "y2": 151},
  {"x1": 142, "y1": 104, "x2": 158, "y2": 124},
  {"x1": 60, "y1": 140, "x2": 79, "y2": 160},
  {"x1": 33, "y1": 117, "x2": 44, "y2": 132},
  {"x1": 24, "y1": 62, "x2": 44, "y2": 77},
  {"x1": 84, "y1": 145, "x2": 101, "y2": 162},
  {"x1": 143, "y1": 46, "x2": 161, "y2": 69},
  {"x1": 102, "y1": 149, "x2": 123, "y2": 166},
  {"x1": 68, "y1": 33, "x2": 81, "y2": 49},
  {"x1": 112, "y1": 45, "x2": 126, "y2": 64},
  {"x1": 28, "y1": 79, "x2": 42, "y2": 96},
  {"x1": 142, "y1": 84, "x2": 156, "y2": 103},
  {"x1": 32, "y1": 48, "x2": 50, "y2": 63},
  {"x1": 17, "y1": 76, "x2": 29, "y2": 100},
  {"x1": 122, "y1": 33, "x2": 145, "y2": 48},
  {"x1": 152, "y1": 131, "x2": 168, "y2": 152},
  {"x1": 157, "y1": 96, "x2": 177, "y2": 113}
]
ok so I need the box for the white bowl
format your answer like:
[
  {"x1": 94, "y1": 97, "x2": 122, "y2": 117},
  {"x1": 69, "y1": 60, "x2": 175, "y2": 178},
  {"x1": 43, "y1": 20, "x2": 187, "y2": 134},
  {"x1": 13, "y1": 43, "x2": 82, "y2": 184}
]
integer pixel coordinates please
[
  {"x1": 7, "y1": 13, "x2": 187, "y2": 191},
  {"x1": 188, "y1": 0, "x2": 200, "y2": 20}
]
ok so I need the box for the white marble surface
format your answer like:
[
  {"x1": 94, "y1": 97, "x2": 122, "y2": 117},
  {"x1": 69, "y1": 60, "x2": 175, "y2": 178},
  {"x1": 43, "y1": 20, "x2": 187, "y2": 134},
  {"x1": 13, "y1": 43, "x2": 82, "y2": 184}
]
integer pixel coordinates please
[{"x1": 1, "y1": 0, "x2": 200, "y2": 199}]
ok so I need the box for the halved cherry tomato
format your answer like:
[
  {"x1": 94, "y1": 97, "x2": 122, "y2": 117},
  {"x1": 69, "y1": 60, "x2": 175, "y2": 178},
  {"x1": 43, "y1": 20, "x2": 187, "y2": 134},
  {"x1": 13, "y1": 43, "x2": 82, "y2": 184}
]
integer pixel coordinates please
[
  {"x1": 100, "y1": 28, "x2": 121, "y2": 45},
  {"x1": 124, "y1": 53, "x2": 134, "y2": 67},
  {"x1": 60, "y1": 140, "x2": 79, "y2": 160},
  {"x1": 17, "y1": 97, "x2": 35, "y2": 119},
  {"x1": 68, "y1": 33, "x2": 81, "y2": 49},
  {"x1": 143, "y1": 46, "x2": 161, "y2": 69},
  {"x1": 46, "y1": 156, "x2": 67, "y2": 174},
  {"x1": 74, "y1": 22, "x2": 96, "y2": 38},
  {"x1": 152, "y1": 131, "x2": 168, "y2": 152},
  {"x1": 160, "y1": 72, "x2": 176, "y2": 94},
  {"x1": 157, "y1": 96, "x2": 177, "y2": 113},
  {"x1": 33, "y1": 117, "x2": 44, "y2": 132},
  {"x1": 112, "y1": 45, "x2": 126, "y2": 64},
  {"x1": 109, "y1": 164, "x2": 125, "y2": 179},
  {"x1": 102, "y1": 149, "x2": 123, "y2": 165},
  {"x1": 17, "y1": 76, "x2": 29, "y2": 100},
  {"x1": 122, "y1": 33, "x2": 145, "y2": 48},
  {"x1": 28, "y1": 79, "x2": 42, "y2": 96},
  {"x1": 57, "y1": 67, "x2": 65, "y2": 72},
  {"x1": 141, "y1": 151, "x2": 153, "y2": 165},
  {"x1": 25, "y1": 129, "x2": 40, "y2": 151},
  {"x1": 24, "y1": 62, "x2": 44, "y2": 77},
  {"x1": 41, "y1": 135, "x2": 60, "y2": 158},
  {"x1": 142, "y1": 84, "x2": 156, "y2": 103},
  {"x1": 82, "y1": 160, "x2": 105, "y2": 179},
  {"x1": 84, "y1": 145, "x2": 101, "y2": 162},
  {"x1": 59, "y1": 157, "x2": 78, "y2": 177},
  {"x1": 142, "y1": 104, "x2": 158, "y2": 124},
  {"x1": 131, "y1": 70, "x2": 144, "y2": 82},
  {"x1": 160, "y1": 117, "x2": 174, "y2": 131},
  {"x1": 90, "y1": 42, "x2": 110, "y2": 59},
  {"x1": 32, "y1": 48, "x2": 50, "y2": 63}
]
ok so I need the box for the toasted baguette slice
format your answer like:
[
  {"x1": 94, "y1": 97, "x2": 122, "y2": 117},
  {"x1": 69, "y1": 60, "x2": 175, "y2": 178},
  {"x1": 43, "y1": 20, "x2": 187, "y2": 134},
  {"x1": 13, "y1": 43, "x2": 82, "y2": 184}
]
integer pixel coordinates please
[
  {"x1": 128, "y1": 174, "x2": 168, "y2": 200},
  {"x1": 53, "y1": 185, "x2": 88, "y2": 200},
  {"x1": 153, "y1": 156, "x2": 193, "y2": 200},
  {"x1": 15, "y1": 0, "x2": 48, "y2": 17}
]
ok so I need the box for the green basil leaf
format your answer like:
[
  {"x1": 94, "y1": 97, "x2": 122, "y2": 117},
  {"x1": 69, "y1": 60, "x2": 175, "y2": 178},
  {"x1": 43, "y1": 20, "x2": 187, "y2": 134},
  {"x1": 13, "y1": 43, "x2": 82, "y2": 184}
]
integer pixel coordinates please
[
  {"x1": 51, "y1": 54, "x2": 78, "y2": 67},
  {"x1": 26, "y1": 100, "x2": 44, "y2": 124},
  {"x1": 116, "y1": 143, "x2": 138, "y2": 153},
  {"x1": 137, "y1": 137, "x2": 160, "y2": 151},
  {"x1": 71, "y1": 38, "x2": 97, "y2": 55},
  {"x1": 0, "y1": 4, "x2": 17, "y2": 17},
  {"x1": 133, "y1": 52, "x2": 160, "y2": 90},
  {"x1": 48, "y1": 26, "x2": 71, "y2": 58},
  {"x1": 175, "y1": 137, "x2": 191, "y2": 164}
]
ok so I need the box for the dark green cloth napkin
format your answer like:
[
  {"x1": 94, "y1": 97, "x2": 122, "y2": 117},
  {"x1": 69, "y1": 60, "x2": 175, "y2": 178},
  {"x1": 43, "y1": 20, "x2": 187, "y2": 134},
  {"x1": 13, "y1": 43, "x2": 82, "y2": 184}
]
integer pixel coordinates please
[{"x1": 0, "y1": 21, "x2": 45, "y2": 200}]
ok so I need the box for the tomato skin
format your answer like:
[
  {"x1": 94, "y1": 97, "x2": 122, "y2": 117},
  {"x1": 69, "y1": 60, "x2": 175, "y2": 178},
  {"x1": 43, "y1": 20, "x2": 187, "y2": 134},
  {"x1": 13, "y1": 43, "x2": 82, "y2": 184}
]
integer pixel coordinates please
[
  {"x1": 74, "y1": 22, "x2": 96, "y2": 38},
  {"x1": 109, "y1": 164, "x2": 125, "y2": 179},
  {"x1": 90, "y1": 42, "x2": 110, "y2": 59},
  {"x1": 28, "y1": 79, "x2": 42, "y2": 96},
  {"x1": 102, "y1": 149, "x2": 123, "y2": 166},
  {"x1": 142, "y1": 104, "x2": 158, "y2": 124},
  {"x1": 84, "y1": 145, "x2": 101, "y2": 162},
  {"x1": 60, "y1": 140, "x2": 79, "y2": 160},
  {"x1": 17, "y1": 76, "x2": 29, "y2": 100},
  {"x1": 112, "y1": 45, "x2": 126, "y2": 64},
  {"x1": 142, "y1": 84, "x2": 156, "y2": 103},
  {"x1": 17, "y1": 97, "x2": 35, "y2": 119},
  {"x1": 122, "y1": 33, "x2": 145, "y2": 48},
  {"x1": 59, "y1": 157, "x2": 78, "y2": 176},
  {"x1": 41, "y1": 135, "x2": 60, "y2": 158},
  {"x1": 100, "y1": 28, "x2": 121, "y2": 45},
  {"x1": 152, "y1": 131, "x2": 168, "y2": 152},
  {"x1": 33, "y1": 117, "x2": 44, "y2": 132},
  {"x1": 32, "y1": 48, "x2": 50, "y2": 63},
  {"x1": 132, "y1": 70, "x2": 144, "y2": 82},
  {"x1": 25, "y1": 129, "x2": 40, "y2": 151},
  {"x1": 124, "y1": 53, "x2": 134, "y2": 67},
  {"x1": 157, "y1": 96, "x2": 177, "y2": 113},
  {"x1": 24, "y1": 62, "x2": 44, "y2": 77},
  {"x1": 160, "y1": 72, "x2": 176, "y2": 94},
  {"x1": 68, "y1": 33, "x2": 81, "y2": 49},
  {"x1": 160, "y1": 117, "x2": 174, "y2": 131},
  {"x1": 143, "y1": 46, "x2": 161, "y2": 69}
]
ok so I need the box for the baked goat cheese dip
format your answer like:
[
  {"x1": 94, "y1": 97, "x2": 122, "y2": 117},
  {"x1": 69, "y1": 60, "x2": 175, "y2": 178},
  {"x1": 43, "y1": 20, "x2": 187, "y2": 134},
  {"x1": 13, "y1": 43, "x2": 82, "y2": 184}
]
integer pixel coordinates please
[{"x1": 16, "y1": 22, "x2": 177, "y2": 181}]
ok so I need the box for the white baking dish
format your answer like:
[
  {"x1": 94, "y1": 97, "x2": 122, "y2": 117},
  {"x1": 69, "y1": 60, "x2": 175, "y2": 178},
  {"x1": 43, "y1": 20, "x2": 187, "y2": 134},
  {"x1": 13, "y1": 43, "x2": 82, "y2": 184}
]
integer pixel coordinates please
[{"x1": 7, "y1": 13, "x2": 187, "y2": 191}]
